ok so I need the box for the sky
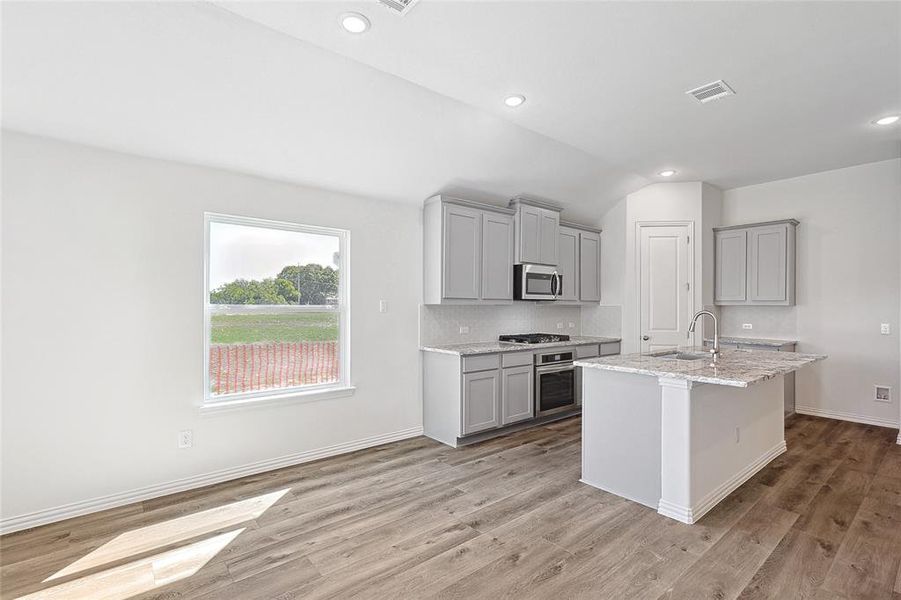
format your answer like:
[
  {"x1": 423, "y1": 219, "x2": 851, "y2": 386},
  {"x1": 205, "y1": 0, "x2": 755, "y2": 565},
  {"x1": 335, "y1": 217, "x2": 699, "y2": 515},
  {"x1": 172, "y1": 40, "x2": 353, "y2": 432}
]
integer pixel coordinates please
[{"x1": 209, "y1": 222, "x2": 339, "y2": 289}]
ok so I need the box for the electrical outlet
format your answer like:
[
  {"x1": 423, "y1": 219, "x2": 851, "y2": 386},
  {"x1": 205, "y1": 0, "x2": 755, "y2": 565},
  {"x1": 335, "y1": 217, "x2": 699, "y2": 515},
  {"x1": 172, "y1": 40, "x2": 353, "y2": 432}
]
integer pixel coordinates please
[
  {"x1": 742, "y1": 323, "x2": 753, "y2": 330},
  {"x1": 459, "y1": 326, "x2": 470, "y2": 335},
  {"x1": 556, "y1": 322, "x2": 564, "y2": 330},
  {"x1": 881, "y1": 323, "x2": 891, "y2": 335},
  {"x1": 875, "y1": 385, "x2": 891, "y2": 403},
  {"x1": 568, "y1": 322, "x2": 575, "y2": 328},
  {"x1": 178, "y1": 429, "x2": 193, "y2": 449},
  {"x1": 379, "y1": 300, "x2": 387, "y2": 313}
]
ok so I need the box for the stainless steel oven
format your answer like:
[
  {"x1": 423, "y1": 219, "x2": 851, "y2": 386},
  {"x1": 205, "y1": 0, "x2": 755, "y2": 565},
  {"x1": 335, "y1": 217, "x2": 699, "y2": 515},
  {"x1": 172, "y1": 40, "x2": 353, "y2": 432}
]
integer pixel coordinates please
[
  {"x1": 514, "y1": 264, "x2": 561, "y2": 301},
  {"x1": 535, "y1": 349, "x2": 577, "y2": 417}
]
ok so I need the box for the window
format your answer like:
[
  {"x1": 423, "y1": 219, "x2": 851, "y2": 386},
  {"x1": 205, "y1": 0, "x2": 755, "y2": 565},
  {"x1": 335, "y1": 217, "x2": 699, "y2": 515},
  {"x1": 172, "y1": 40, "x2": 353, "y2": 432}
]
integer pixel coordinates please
[{"x1": 203, "y1": 213, "x2": 350, "y2": 407}]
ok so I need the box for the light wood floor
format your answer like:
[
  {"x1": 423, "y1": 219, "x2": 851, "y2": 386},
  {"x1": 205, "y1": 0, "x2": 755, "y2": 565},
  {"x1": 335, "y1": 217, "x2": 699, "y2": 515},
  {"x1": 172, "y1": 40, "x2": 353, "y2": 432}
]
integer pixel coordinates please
[{"x1": 2, "y1": 415, "x2": 900, "y2": 600}]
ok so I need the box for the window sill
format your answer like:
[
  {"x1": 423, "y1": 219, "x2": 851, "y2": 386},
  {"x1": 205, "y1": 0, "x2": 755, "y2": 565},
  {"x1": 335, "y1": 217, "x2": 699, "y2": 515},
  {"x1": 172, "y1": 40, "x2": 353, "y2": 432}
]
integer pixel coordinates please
[{"x1": 200, "y1": 385, "x2": 356, "y2": 415}]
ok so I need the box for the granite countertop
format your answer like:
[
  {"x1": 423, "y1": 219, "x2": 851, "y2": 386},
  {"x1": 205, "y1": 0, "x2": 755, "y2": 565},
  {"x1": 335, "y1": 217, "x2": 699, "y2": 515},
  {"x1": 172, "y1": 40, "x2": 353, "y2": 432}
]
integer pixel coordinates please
[
  {"x1": 574, "y1": 347, "x2": 825, "y2": 388},
  {"x1": 704, "y1": 336, "x2": 798, "y2": 347},
  {"x1": 421, "y1": 336, "x2": 622, "y2": 356}
]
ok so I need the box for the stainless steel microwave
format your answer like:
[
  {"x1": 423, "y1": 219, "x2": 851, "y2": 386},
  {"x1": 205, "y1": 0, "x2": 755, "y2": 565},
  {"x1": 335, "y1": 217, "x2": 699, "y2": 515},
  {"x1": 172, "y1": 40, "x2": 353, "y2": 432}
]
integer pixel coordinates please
[{"x1": 513, "y1": 264, "x2": 561, "y2": 300}]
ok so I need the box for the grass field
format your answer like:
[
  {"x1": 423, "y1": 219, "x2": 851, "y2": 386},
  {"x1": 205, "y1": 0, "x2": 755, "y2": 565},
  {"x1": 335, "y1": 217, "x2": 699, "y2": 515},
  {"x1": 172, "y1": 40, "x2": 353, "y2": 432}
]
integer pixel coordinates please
[{"x1": 211, "y1": 312, "x2": 338, "y2": 344}]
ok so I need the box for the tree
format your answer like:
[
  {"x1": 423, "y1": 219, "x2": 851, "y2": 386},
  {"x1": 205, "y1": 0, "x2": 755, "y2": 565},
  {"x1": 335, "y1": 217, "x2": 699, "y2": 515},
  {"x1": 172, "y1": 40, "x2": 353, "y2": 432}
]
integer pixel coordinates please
[
  {"x1": 277, "y1": 264, "x2": 338, "y2": 305},
  {"x1": 210, "y1": 278, "x2": 290, "y2": 305},
  {"x1": 274, "y1": 278, "x2": 298, "y2": 304},
  {"x1": 209, "y1": 264, "x2": 339, "y2": 305}
]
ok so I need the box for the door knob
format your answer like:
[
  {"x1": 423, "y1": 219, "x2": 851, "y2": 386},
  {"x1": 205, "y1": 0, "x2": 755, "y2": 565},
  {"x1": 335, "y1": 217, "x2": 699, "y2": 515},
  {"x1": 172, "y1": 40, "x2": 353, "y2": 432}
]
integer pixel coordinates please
[{"x1": 642, "y1": 335, "x2": 650, "y2": 341}]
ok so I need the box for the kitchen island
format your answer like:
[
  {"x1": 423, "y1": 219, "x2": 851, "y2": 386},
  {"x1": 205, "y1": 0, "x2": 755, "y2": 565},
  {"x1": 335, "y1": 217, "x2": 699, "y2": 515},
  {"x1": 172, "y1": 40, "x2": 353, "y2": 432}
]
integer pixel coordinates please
[{"x1": 575, "y1": 347, "x2": 826, "y2": 524}]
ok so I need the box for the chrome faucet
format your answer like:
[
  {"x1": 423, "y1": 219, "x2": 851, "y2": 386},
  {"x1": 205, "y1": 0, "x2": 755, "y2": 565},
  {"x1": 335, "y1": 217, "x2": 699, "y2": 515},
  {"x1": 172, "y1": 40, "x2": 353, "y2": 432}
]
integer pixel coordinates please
[{"x1": 688, "y1": 310, "x2": 719, "y2": 363}]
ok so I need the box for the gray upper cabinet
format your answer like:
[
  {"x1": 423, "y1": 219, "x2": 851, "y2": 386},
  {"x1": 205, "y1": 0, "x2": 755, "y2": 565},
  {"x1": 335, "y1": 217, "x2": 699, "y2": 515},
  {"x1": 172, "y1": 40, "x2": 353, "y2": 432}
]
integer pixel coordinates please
[
  {"x1": 462, "y1": 369, "x2": 501, "y2": 435},
  {"x1": 442, "y1": 204, "x2": 481, "y2": 300},
  {"x1": 714, "y1": 219, "x2": 798, "y2": 306},
  {"x1": 539, "y1": 211, "x2": 560, "y2": 265},
  {"x1": 518, "y1": 205, "x2": 542, "y2": 264},
  {"x1": 510, "y1": 198, "x2": 561, "y2": 266},
  {"x1": 749, "y1": 224, "x2": 790, "y2": 303},
  {"x1": 578, "y1": 230, "x2": 601, "y2": 302},
  {"x1": 714, "y1": 230, "x2": 747, "y2": 303},
  {"x1": 501, "y1": 365, "x2": 534, "y2": 425},
  {"x1": 558, "y1": 226, "x2": 579, "y2": 301},
  {"x1": 423, "y1": 196, "x2": 515, "y2": 305},
  {"x1": 481, "y1": 212, "x2": 514, "y2": 300},
  {"x1": 558, "y1": 222, "x2": 602, "y2": 304}
]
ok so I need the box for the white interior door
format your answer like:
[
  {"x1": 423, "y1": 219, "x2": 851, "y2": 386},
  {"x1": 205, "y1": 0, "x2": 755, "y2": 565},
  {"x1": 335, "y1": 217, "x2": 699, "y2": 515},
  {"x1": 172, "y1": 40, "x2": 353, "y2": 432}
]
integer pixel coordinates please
[{"x1": 639, "y1": 224, "x2": 693, "y2": 353}]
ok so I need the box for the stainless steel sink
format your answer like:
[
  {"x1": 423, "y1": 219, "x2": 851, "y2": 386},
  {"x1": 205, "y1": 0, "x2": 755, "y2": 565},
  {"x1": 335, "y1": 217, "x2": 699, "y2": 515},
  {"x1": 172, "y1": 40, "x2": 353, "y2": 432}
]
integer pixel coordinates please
[{"x1": 654, "y1": 351, "x2": 709, "y2": 361}]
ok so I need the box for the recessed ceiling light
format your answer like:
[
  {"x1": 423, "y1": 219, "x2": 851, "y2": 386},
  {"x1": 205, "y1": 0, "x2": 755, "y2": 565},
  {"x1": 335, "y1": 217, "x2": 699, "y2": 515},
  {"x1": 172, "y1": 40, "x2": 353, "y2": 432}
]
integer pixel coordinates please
[
  {"x1": 659, "y1": 170, "x2": 677, "y2": 177},
  {"x1": 874, "y1": 115, "x2": 900, "y2": 126},
  {"x1": 504, "y1": 95, "x2": 526, "y2": 108},
  {"x1": 340, "y1": 13, "x2": 370, "y2": 34}
]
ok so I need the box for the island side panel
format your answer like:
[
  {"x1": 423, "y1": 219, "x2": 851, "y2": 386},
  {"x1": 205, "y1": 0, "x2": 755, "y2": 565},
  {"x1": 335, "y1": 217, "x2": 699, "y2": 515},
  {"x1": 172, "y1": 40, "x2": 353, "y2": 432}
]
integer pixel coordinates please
[
  {"x1": 581, "y1": 369, "x2": 661, "y2": 508},
  {"x1": 422, "y1": 351, "x2": 463, "y2": 447},
  {"x1": 689, "y1": 375, "x2": 786, "y2": 515}
]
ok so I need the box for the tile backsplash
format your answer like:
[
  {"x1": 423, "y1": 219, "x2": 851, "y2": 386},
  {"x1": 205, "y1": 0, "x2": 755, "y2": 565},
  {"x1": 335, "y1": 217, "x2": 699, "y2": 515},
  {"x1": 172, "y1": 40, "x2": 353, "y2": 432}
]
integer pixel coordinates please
[
  {"x1": 719, "y1": 306, "x2": 798, "y2": 338},
  {"x1": 581, "y1": 304, "x2": 622, "y2": 338},
  {"x1": 420, "y1": 304, "x2": 583, "y2": 346}
]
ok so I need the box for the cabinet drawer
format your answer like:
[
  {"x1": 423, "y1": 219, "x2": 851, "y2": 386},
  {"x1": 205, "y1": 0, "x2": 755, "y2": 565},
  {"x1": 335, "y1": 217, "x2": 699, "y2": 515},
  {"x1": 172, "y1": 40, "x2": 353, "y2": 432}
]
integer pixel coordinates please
[
  {"x1": 575, "y1": 344, "x2": 600, "y2": 359},
  {"x1": 599, "y1": 342, "x2": 621, "y2": 356},
  {"x1": 462, "y1": 354, "x2": 500, "y2": 373},
  {"x1": 501, "y1": 352, "x2": 533, "y2": 368}
]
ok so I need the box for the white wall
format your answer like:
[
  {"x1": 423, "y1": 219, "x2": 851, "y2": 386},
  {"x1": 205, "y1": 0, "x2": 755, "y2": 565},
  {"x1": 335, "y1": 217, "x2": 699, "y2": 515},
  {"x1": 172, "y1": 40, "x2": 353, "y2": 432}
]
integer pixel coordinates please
[
  {"x1": 580, "y1": 197, "x2": 626, "y2": 339},
  {"x1": 0, "y1": 132, "x2": 424, "y2": 526},
  {"x1": 620, "y1": 182, "x2": 719, "y2": 353},
  {"x1": 721, "y1": 158, "x2": 901, "y2": 428}
]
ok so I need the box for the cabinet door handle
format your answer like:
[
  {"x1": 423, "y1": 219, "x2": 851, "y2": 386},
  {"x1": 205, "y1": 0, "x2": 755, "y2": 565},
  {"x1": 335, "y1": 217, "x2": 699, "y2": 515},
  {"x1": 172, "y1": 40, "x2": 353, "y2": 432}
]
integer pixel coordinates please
[{"x1": 642, "y1": 335, "x2": 650, "y2": 341}]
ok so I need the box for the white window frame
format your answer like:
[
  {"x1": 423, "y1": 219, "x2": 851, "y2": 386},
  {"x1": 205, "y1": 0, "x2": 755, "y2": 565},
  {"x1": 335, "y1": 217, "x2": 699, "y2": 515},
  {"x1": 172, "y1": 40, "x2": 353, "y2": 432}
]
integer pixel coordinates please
[{"x1": 202, "y1": 212, "x2": 352, "y2": 411}]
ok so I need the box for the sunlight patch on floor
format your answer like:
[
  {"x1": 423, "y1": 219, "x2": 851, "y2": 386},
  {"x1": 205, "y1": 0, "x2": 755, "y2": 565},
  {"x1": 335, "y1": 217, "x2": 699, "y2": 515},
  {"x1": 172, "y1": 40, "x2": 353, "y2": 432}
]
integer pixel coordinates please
[
  {"x1": 19, "y1": 528, "x2": 244, "y2": 600},
  {"x1": 44, "y1": 488, "x2": 290, "y2": 582}
]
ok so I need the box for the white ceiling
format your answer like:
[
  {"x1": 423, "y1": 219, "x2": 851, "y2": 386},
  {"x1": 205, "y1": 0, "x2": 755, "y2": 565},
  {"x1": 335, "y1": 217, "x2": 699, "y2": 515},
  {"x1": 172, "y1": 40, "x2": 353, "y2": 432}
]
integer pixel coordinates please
[{"x1": 3, "y1": 1, "x2": 899, "y2": 220}]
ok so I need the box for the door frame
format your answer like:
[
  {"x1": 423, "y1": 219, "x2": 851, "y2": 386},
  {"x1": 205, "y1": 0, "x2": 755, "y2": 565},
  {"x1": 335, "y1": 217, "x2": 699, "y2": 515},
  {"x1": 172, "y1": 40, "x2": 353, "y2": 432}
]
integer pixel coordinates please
[{"x1": 634, "y1": 221, "x2": 697, "y2": 351}]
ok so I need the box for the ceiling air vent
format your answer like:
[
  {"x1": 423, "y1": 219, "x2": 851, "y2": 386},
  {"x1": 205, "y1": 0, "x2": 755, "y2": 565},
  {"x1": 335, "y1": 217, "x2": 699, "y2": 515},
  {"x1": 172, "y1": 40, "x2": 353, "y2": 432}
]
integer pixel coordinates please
[
  {"x1": 686, "y1": 80, "x2": 735, "y2": 104},
  {"x1": 376, "y1": 0, "x2": 419, "y2": 15}
]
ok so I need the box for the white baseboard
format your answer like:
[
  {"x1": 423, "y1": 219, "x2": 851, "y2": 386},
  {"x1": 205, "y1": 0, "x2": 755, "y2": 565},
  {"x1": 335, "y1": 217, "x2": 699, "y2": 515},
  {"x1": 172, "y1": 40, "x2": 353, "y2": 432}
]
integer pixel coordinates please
[
  {"x1": 795, "y1": 406, "x2": 899, "y2": 429},
  {"x1": 657, "y1": 440, "x2": 787, "y2": 525},
  {"x1": 0, "y1": 425, "x2": 424, "y2": 535}
]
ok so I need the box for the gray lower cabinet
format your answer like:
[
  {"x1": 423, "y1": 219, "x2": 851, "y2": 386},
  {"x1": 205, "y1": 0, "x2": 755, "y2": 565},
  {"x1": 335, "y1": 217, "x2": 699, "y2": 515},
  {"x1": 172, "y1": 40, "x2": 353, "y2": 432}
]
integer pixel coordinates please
[
  {"x1": 714, "y1": 219, "x2": 798, "y2": 306},
  {"x1": 423, "y1": 342, "x2": 620, "y2": 447},
  {"x1": 462, "y1": 370, "x2": 501, "y2": 435},
  {"x1": 501, "y1": 365, "x2": 534, "y2": 425}
]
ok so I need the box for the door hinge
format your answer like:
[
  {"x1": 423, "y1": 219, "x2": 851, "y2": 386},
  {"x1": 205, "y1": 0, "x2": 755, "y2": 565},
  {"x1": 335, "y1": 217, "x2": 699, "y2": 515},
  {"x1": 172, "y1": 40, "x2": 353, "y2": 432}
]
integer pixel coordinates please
[
  {"x1": 686, "y1": 236, "x2": 690, "y2": 244},
  {"x1": 686, "y1": 282, "x2": 690, "y2": 291}
]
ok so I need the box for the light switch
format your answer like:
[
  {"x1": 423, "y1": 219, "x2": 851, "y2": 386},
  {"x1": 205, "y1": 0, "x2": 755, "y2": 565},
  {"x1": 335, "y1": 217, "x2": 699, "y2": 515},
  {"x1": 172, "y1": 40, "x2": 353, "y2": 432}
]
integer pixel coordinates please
[
  {"x1": 459, "y1": 326, "x2": 470, "y2": 334},
  {"x1": 881, "y1": 323, "x2": 891, "y2": 335}
]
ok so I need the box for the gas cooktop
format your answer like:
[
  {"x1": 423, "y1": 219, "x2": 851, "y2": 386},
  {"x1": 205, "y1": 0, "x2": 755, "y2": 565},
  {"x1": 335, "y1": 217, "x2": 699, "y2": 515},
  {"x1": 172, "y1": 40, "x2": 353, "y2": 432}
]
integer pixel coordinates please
[{"x1": 498, "y1": 333, "x2": 571, "y2": 344}]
